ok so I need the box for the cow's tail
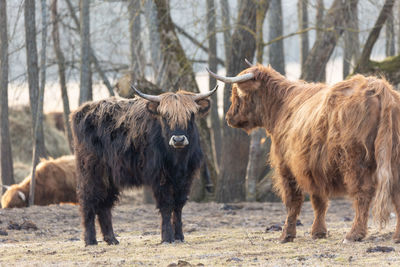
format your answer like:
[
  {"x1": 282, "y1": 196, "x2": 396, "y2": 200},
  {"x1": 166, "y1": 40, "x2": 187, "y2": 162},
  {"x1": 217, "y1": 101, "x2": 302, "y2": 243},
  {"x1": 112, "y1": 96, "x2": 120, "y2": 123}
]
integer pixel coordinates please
[{"x1": 372, "y1": 80, "x2": 396, "y2": 227}]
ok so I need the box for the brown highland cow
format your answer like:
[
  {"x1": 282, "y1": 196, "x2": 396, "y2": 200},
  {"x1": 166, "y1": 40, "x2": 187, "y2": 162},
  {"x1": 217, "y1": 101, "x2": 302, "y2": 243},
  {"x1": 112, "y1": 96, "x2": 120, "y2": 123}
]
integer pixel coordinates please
[
  {"x1": 208, "y1": 63, "x2": 400, "y2": 243},
  {"x1": 1, "y1": 155, "x2": 77, "y2": 208}
]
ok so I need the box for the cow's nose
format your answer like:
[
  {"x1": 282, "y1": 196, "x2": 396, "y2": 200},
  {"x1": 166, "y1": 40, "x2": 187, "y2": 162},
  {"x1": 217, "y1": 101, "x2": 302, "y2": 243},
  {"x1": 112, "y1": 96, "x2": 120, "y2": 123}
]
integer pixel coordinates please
[
  {"x1": 169, "y1": 135, "x2": 189, "y2": 148},
  {"x1": 173, "y1": 135, "x2": 185, "y2": 143}
]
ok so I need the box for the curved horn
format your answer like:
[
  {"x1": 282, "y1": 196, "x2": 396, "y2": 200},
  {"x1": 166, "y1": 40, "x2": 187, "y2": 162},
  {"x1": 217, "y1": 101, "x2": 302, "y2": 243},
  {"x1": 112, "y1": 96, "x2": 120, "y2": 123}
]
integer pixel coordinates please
[
  {"x1": 192, "y1": 85, "x2": 218, "y2": 101},
  {"x1": 130, "y1": 84, "x2": 162, "y2": 102},
  {"x1": 1, "y1": 184, "x2": 10, "y2": 190},
  {"x1": 244, "y1": 58, "x2": 254, "y2": 67},
  {"x1": 17, "y1": 191, "x2": 26, "y2": 202},
  {"x1": 206, "y1": 67, "x2": 255, "y2": 84}
]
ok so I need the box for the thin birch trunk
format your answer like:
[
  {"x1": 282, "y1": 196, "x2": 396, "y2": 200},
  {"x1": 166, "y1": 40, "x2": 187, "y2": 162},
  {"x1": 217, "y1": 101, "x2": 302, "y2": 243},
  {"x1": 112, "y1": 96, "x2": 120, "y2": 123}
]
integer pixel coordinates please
[
  {"x1": 0, "y1": 0, "x2": 15, "y2": 191},
  {"x1": 29, "y1": 0, "x2": 47, "y2": 206}
]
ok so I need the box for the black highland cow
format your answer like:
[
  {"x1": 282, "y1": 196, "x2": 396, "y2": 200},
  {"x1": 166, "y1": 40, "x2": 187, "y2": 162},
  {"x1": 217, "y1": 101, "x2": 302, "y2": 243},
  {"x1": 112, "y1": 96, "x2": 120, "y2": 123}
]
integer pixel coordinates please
[{"x1": 71, "y1": 85, "x2": 217, "y2": 245}]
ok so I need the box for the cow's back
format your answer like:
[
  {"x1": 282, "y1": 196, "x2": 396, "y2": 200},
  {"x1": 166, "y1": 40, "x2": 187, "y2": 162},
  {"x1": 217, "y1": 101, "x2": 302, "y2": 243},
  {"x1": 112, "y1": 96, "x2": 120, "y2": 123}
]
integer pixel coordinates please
[
  {"x1": 71, "y1": 97, "x2": 163, "y2": 188},
  {"x1": 34, "y1": 155, "x2": 77, "y2": 205}
]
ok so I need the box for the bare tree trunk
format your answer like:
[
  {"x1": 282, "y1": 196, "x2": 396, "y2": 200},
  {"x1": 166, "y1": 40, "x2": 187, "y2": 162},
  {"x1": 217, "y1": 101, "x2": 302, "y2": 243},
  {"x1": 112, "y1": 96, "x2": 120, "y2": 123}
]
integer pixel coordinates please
[
  {"x1": 129, "y1": 0, "x2": 145, "y2": 78},
  {"x1": 206, "y1": 0, "x2": 222, "y2": 170},
  {"x1": 220, "y1": 0, "x2": 231, "y2": 67},
  {"x1": 79, "y1": 0, "x2": 90, "y2": 105},
  {"x1": 144, "y1": 0, "x2": 162, "y2": 80},
  {"x1": 352, "y1": 0, "x2": 399, "y2": 84},
  {"x1": 88, "y1": 62, "x2": 93, "y2": 101},
  {"x1": 268, "y1": 0, "x2": 285, "y2": 75},
  {"x1": 298, "y1": 0, "x2": 309, "y2": 72},
  {"x1": 0, "y1": 0, "x2": 15, "y2": 191},
  {"x1": 51, "y1": 0, "x2": 73, "y2": 153},
  {"x1": 315, "y1": 0, "x2": 325, "y2": 81},
  {"x1": 246, "y1": 129, "x2": 268, "y2": 201},
  {"x1": 354, "y1": 0, "x2": 395, "y2": 73},
  {"x1": 154, "y1": 0, "x2": 197, "y2": 91},
  {"x1": 343, "y1": 1, "x2": 360, "y2": 79},
  {"x1": 130, "y1": 1, "x2": 150, "y2": 204},
  {"x1": 65, "y1": 0, "x2": 114, "y2": 97},
  {"x1": 24, "y1": 0, "x2": 46, "y2": 159},
  {"x1": 398, "y1": 2, "x2": 400, "y2": 55},
  {"x1": 349, "y1": 1, "x2": 400, "y2": 85},
  {"x1": 385, "y1": 8, "x2": 395, "y2": 57},
  {"x1": 301, "y1": 0, "x2": 358, "y2": 82},
  {"x1": 256, "y1": 0, "x2": 269, "y2": 63},
  {"x1": 245, "y1": 0, "x2": 269, "y2": 202},
  {"x1": 216, "y1": 0, "x2": 258, "y2": 203},
  {"x1": 29, "y1": 0, "x2": 47, "y2": 206}
]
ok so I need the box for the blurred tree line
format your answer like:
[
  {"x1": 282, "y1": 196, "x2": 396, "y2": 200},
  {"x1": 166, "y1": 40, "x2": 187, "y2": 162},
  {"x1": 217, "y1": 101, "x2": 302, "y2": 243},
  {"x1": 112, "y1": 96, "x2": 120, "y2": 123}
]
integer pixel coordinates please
[{"x1": 1, "y1": 0, "x2": 400, "y2": 203}]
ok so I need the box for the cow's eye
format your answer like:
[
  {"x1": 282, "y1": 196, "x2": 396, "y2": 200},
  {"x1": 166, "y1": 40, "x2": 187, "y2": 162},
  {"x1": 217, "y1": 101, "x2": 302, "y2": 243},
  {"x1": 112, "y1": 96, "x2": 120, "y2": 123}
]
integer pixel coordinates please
[{"x1": 233, "y1": 100, "x2": 240, "y2": 113}]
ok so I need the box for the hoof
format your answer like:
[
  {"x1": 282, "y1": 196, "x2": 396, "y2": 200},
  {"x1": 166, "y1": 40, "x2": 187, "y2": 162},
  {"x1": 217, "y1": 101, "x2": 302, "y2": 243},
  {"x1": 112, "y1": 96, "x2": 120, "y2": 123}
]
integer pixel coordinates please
[
  {"x1": 344, "y1": 233, "x2": 364, "y2": 243},
  {"x1": 393, "y1": 237, "x2": 400, "y2": 244},
  {"x1": 279, "y1": 235, "x2": 295, "y2": 243},
  {"x1": 85, "y1": 239, "x2": 98, "y2": 246},
  {"x1": 312, "y1": 232, "x2": 327, "y2": 239},
  {"x1": 104, "y1": 236, "x2": 119, "y2": 245},
  {"x1": 161, "y1": 235, "x2": 175, "y2": 243},
  {"x1": 162, "y1": 231, "x2": 175, "y2": 243},
  {"x1": 343, "y1": 238, "x2": 356, "y2": 244},
  {"x1": 175, "y1": 233, "x2": 184, "y2": 242}
]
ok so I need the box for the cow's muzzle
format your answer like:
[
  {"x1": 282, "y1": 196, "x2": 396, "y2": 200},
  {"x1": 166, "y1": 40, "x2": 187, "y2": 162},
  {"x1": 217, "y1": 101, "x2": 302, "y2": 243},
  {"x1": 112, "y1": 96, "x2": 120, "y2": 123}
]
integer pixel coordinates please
[{"x1": 169, "y1": 135, "x2": 189, "y2": 149}]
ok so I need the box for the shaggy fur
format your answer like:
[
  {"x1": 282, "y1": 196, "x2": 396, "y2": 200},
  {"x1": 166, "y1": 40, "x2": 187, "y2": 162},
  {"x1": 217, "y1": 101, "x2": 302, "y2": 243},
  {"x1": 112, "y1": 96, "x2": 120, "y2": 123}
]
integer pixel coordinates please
[
  {"x1": 225, "y1": 64, "x2": 400, "y2": 243},
  {"x1": 1, "y1": 155, "x2": 77, "y2": 208},
  {"x1": 71, "y1": 93, "x2": 210, "y2": 246}
]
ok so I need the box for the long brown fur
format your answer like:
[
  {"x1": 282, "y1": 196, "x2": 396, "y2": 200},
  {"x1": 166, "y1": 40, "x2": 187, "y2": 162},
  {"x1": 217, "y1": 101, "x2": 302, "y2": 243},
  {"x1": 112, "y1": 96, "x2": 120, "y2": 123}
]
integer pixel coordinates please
[
  {"x1": 1, "y1": 155, "x2": 77, "y2": 208},
  {"x1": 156, "y1": 91, "x2": 200, "y2": 130},
  {"x1": 225, "y1": 64, "x2": 400, "y2": 242}
]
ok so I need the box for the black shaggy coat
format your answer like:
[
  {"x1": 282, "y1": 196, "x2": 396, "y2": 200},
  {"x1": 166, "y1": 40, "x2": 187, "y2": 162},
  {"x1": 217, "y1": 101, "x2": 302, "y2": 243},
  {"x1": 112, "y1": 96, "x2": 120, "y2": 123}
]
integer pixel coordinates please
[{"x1": 71, "y1": 95, "x2": 207, "y2": 245}]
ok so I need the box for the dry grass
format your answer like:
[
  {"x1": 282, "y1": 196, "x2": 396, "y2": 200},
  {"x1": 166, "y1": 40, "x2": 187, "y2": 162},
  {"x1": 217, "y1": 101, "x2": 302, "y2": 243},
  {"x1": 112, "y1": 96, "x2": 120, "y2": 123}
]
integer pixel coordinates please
[
  {"x1": 0, "y1": 195, "x2": 399, "y2": 266},
  {"x1": 9, "y1": 106, "x2": 71, "y2": 165},
  {"x1": 7, "y1": 105, "x2": 72, "y2": 183}
]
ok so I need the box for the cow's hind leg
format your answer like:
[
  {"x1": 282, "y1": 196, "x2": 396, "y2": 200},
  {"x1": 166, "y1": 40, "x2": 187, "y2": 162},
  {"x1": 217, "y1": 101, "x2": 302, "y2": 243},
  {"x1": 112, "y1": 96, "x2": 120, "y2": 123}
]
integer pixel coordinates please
[
  {"x1": 98, "y1": 207, "x2": 119, "y2": 245},
  {"x1": 310, "y1": 194, "x2": 328, "y2": 239},
  {"x1": 78, "y1": 176, "x2": 98, "y2": 246},
  {"x1": 278, "y1": 168, "x2": 304, "y2": 243},
  {"x1": 345, "y1": 191, "x2": 373, "y2": 242},
  {"x1": 97, "y1": 183, "x2": 119, "y2": 245},
  {"x1": 391, "y1": 186, "x2": 400, "y2": 243}
]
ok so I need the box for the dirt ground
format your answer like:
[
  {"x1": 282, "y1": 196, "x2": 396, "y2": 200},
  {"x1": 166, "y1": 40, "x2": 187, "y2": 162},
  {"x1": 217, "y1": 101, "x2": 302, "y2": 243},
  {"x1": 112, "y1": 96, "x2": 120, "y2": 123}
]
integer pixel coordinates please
[{"x1": 0, "y1": 191, "x2": 400, "y2": 267}]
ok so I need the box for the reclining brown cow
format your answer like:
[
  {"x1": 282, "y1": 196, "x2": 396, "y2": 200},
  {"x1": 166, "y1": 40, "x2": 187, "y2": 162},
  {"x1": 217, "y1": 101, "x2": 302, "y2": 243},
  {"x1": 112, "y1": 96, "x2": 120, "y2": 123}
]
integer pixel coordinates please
[
  {"x1": 208, "y1": 62, "x2": 400, "y2": 243},
  {"x1": 1, "y1": 155, "x2": 77, "y2": 208}
]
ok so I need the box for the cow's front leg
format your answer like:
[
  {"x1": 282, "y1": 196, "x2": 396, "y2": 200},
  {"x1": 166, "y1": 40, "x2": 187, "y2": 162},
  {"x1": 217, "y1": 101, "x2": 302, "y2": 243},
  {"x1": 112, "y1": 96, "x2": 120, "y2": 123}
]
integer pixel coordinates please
[
  {"x1": 278, "y1": 168, "x2": 304, "y2": 243},
  {"x1": 81, "y1": 204, "x2": 97, "y2": 246},
  {"x1": 172, "y1": 189, "x2": 189, "y2": 242},
  {"x1": 172, "y1": 207, "x2": 184, "y2": 241},
  {"x1": 154, "y1": 184, "x2": 175, "y2": 243},
  {"x1": 160, "y1": 207, "x2": 174, "y2": 243}
]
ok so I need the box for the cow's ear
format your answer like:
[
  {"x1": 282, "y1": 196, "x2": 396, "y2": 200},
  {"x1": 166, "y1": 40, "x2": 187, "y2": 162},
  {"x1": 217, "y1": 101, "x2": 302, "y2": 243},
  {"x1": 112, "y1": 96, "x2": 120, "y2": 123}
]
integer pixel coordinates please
[
  {"x1": 196, "y1": 99, "x2": 211, "y2": 117},
  {"x1": 146, "y1": 101, "x2": 159, "y2": 115}
]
